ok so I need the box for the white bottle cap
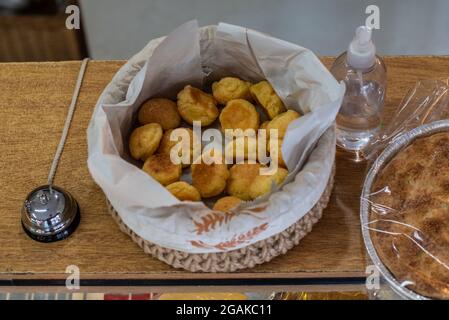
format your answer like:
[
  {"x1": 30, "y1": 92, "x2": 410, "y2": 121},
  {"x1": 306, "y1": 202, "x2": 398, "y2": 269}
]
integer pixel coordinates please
[{"x1": 347, "y1": 26, "x2": 376, "y2": 70}]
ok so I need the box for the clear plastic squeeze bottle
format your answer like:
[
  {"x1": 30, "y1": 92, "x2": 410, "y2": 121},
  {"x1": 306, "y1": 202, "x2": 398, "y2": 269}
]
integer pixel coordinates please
[{"x1": 330, "y1": 26, "x2": 387, "y2": 161}]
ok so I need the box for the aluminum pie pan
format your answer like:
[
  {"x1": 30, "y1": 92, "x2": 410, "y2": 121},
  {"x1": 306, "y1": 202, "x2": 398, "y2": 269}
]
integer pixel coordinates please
[{"x1": 361, "y1": 119, "x2": 449, "y2": 300}]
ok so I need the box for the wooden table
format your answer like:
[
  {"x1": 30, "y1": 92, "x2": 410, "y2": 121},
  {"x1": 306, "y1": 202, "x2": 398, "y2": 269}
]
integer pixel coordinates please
[{"x1": 1, "y1": 56, "x2": 448, "y2": 292}]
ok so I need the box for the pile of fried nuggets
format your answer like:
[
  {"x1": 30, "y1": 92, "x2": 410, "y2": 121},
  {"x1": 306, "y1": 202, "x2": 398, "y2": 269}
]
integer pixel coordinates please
[{"x1": 128, "y1": 77, "x2": 300, "y2": 212}]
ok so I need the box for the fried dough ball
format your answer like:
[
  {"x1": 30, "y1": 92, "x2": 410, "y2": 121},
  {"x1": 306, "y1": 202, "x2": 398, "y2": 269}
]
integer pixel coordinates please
[
  {"x1": 157, "y1": 128, "x2": 198, "y2": 167},
  {"x1": 268, "y1": 138, "x2": 287, "y2": 168},
  {"x1": 166, "y1": 181, "x2": 201, "y2": 201},
  {"x1": 137, "y1": 98, "x2": 181, "y2": 130},
  {"x1": 226, "y1": 163, "x2": 262, "y2": 201},
  {"x1": 248, "y1": 175, "x2": 275, "y2": 200},
  {"x1": 142, "y1": 153, "x2": 182, "y2": 186},
  {"x1": 213, "y1": 196, "x2": 243, "y2": 212},
  {"x1": 191, "y1": 162, "x2": 229, "y2": 198},
  {"x1": 250, "y1": 80, "x2": 286, "y2": 119},
  {"x1": 266, "y1": 110, "x2": 300, "y2": 139},
  {"x1": 129, "y1": 123, "x2": 163, "y2": 161},
  {"x1": 224, "y1": 135, "x2": 258, "y2": 162},
  {"x1": 212, "y1": 77, "x2": 252, "y2": 104},
  {"x1": 274, "y1": 167, "x2": 289, "y2": 185},
  {"x1": 249, "y1": 167, "x2": 289, "y2": 199},
  {"x1": 177, "y1": 85, "x2": 219, "y2": 126},
  {"x1": 219, "y1": 99, "x2": 260, "y2": 133}
]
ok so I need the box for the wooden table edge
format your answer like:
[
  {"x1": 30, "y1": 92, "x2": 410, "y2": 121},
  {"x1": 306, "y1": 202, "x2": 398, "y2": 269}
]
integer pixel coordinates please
[
  {"x1": 0, "y1": 272, "x2": 366, "y2": 293},
  {"x1": 0, "y1": 271, "x2": 365, "y2": 281}
]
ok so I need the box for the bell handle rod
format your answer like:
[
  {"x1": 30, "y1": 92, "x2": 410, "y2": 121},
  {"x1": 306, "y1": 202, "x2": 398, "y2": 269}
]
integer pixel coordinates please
[{"x1": 47, "y1": 58, "x2": 90, "y2": 192}]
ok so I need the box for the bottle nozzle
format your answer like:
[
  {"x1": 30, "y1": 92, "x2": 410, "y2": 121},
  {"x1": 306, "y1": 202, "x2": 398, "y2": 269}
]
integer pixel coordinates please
[
  {"x1": 347, "y1": 26, "x2": 376, "y2": 69},
  {"x1": 355, "y1": 26, "x2": 372, "y2": 46}
]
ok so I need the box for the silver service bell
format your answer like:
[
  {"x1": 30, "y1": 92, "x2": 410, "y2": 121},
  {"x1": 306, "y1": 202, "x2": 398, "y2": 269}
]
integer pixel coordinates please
[{"x1": 21, "y1": 185, "x2": 80, "y2": 242}]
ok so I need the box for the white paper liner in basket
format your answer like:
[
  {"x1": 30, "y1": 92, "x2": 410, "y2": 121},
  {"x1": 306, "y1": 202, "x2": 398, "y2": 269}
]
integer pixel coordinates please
[{"x1": 87, "y1": 21, "x2": 344, "y2": 254}]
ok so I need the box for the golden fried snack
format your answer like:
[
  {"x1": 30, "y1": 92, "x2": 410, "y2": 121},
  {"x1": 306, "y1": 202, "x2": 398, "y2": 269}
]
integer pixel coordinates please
[
  {"x1": 268, "y1": 138, "x2": 287, "y2": 168},
  {"x1": 249, "y1": 175, "x2": 275, "y2": 199},
  {"x1": 212, "y1": 77, "x2": 252, "y2": 104},
  {"x1": 274, "y1": 167, "x2": 289, "y2": 185},
  {"x1": 177, "y1": 85, "x2": 219, "y2": 126},
  {"x1": 219, "y1": 99, "x2": 260, "y2": 133},
  {"x1": 137, "y1": 98, "x2": 181, "y2": 130},
  {"x1": 250, "y1": 80, "x2": 286, "y2": 119},
  {"x1": 266, "y1": 110, "x2": 300, "y2": 139},
  {"x1": 158, "y1": 128, "x2": 193, "y2": 155},
  {"x1": 157, "y1": 128, "x2": 198, "y2": 167},
  {"x1": 249, "y1": 167, "x2": 289, "y2": 199},
  {"x1": 224, "y1": 135, "x2": 258, "y2": 162},
  {"x1": 166, "y1": 181, "x2": 201, "y2": 201},
  {"x1": 226, "y1": 163, "x2": 262, "y2": 201},
  {"x1": 142, "y1": 153, "x2": 182, "y2": 186},
  {"x1": 213, "y1": 196, "x2": 243, "y2": 212},
  {"x1": 129, "y1": 123, "x2": 163, "y2": 161},
  {"x1": 191, "y1": 162, "x2": 229, "y2": 198}
]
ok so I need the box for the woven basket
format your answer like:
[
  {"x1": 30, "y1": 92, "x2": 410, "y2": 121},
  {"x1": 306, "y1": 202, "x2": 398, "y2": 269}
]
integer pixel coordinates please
[{"x1": 106, "y1": 164, "x2": 335, "y2": 272}]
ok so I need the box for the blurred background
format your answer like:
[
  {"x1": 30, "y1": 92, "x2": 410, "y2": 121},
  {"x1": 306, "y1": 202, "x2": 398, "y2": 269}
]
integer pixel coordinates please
[{"x1": 0, "y1": 0, "x2": 448, "y2": 62}]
